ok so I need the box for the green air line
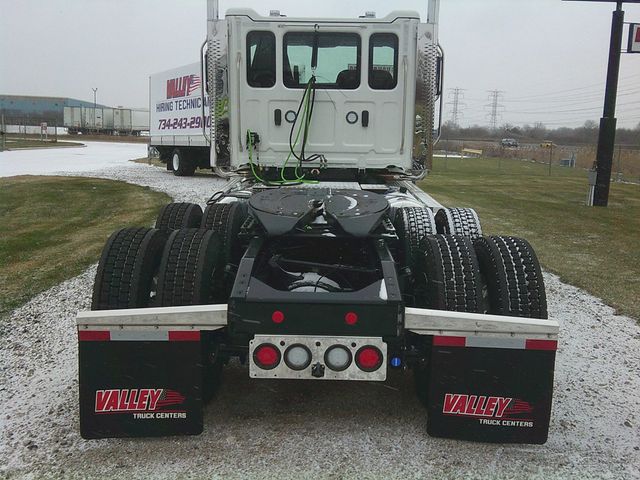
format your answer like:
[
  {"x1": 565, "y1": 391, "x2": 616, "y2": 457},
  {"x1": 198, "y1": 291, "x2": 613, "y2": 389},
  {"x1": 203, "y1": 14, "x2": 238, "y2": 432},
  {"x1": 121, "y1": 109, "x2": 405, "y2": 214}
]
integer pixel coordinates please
[
  {"x1": 280, "y1": 86, "x2": 310, "y2": 183},
  {"x1": 247, "y1": 129, "x2": 268, "y2": 184},
  {"x1": 248, "y1": 78, "x2": 320, "y2": 186}
]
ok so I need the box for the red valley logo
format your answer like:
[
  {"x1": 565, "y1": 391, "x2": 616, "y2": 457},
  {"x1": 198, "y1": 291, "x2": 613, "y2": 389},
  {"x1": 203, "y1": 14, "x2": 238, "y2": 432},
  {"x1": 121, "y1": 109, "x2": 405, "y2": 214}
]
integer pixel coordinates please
[
  {"x1": 166, "y1": 75, "x2": 202, "y2": 99},
  {"x1": 95, "y1": 388, "x2": 184, "y2": 413},
  {"x1": 443, "y1": 393, "x2": 513, "y2": 418}
]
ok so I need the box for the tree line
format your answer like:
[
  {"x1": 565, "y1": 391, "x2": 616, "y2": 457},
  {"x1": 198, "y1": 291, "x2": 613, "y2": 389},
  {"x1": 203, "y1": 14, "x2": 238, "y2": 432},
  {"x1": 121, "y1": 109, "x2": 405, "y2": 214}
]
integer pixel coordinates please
[{"x1": 442, "y1": 120, "x2": 639, "y2": 146}]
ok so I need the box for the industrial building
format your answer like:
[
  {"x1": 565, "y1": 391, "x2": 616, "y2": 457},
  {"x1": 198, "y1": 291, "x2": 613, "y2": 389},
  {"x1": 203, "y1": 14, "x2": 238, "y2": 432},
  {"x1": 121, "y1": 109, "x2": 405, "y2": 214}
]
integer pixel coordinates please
[{"x1": 0, "y1": 95, "x2": 106, "y2": 126}]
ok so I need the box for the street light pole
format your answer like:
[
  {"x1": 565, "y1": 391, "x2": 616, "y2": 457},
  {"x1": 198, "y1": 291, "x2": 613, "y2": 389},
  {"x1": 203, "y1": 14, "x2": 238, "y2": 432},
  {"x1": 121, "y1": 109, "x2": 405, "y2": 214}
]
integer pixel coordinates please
[{"x1": 92, "y1": 87, "x2": 98, "y2": 133}]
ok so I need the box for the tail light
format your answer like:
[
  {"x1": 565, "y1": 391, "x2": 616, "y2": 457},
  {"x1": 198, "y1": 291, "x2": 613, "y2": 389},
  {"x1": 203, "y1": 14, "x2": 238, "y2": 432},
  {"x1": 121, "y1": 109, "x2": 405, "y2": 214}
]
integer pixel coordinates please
[
  {"x1": 324, "y1": 345, "x2": 352, "y2": 372},
  {"x1": 355, "y1": 346, "x2": 383, "y2": 372},
  {"x1": 253, "y1": 343, "x2": 281, "y2": 370},
  {"x1": 284, "y1": 344, "x2": 312, "y2": 371}
]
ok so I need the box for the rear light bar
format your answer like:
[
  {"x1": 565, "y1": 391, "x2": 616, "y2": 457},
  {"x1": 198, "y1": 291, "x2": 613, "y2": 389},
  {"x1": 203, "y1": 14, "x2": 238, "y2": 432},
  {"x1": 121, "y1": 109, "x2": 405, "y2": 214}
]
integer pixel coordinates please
[{"x1": 249, "y1": 335, "x2": 387, "y2": 381}]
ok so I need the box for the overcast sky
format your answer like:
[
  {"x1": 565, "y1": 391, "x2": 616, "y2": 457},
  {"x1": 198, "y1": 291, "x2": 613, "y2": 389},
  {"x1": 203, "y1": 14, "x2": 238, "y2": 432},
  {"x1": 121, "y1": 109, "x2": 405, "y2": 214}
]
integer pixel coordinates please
[{"x1": 1, "y1": 0, "x2": 639, "y2": 128}]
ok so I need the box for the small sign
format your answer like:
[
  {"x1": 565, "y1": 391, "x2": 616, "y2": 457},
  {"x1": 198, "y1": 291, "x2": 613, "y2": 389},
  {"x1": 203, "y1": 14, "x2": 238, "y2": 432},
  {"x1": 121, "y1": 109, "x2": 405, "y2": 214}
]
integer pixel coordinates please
[{"x1": 629, "y1": 23, "x2": 640, "y2": 53}]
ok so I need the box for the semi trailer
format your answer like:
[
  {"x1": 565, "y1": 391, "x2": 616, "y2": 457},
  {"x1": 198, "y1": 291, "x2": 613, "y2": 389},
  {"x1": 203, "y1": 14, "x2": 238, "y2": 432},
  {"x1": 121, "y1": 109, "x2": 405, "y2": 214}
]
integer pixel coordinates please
[
  {"x1": 77, "y1": 0, "x2": 558, "y2": 444},
  {"x1": 64, "y1": 106, "x2": 149, "y2": 135}
]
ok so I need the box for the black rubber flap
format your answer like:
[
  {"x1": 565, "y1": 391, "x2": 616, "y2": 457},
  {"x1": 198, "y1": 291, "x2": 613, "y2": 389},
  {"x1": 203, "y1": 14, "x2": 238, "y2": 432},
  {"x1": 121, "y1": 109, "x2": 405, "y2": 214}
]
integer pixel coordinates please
[
  {"x1": 79, "y1": 338, "x2": 203, "y2": 439},
  {"x1": 248, "y1": 188, "x2": 389, "y2": 237},
  {"x1": 426, "y1": 344, "x2": 555, "y2": 444}
]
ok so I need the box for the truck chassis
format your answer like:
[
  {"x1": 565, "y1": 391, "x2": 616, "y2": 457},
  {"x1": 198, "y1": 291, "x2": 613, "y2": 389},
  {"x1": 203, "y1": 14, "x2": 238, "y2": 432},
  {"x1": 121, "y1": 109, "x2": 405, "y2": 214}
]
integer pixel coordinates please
[{"x1": 78, "y1": 176, "x2": 558, "y2": 444}]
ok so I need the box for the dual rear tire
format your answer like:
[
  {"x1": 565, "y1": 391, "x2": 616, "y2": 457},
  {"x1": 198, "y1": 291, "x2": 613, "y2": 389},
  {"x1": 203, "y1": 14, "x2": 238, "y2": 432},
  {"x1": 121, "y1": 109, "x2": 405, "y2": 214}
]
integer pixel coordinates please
[
  {"x1": 93, "y1": 201, "x2": 248, "y2": 310},
  {"x1": 408, "y1": 233, "x2": 547, "y2": 317}
]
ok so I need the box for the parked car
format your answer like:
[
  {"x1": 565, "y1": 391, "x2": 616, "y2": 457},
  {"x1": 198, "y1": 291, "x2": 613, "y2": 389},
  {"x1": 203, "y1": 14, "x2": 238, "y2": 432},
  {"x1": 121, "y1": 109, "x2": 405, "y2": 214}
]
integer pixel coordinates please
[{"x1": 500, "y1": 138, "x2": 519, "y2": 148}]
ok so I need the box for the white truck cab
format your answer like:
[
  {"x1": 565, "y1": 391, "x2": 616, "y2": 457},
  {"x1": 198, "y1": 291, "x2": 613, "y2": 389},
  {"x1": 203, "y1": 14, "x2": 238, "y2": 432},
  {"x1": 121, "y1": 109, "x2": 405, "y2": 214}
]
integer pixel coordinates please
[
  {"x1": 204, "y1": 3, "x2": 442, "y2": 178},
  {"x1": 225, "y1": 9, "x2": 420, "y2": 172}
]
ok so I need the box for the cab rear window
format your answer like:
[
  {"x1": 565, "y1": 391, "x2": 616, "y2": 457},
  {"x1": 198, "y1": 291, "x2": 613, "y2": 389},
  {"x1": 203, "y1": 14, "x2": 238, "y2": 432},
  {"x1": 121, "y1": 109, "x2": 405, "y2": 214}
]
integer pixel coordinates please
[
  {"x1": 284, "y1": 33, "x2": 361, "y2": 89},
  {"x1": 247, "y1": 31, "x2": 276, "y2": 88},
  {"x1": 369, "y1": 33, "x2": 398, "y2": 90}
]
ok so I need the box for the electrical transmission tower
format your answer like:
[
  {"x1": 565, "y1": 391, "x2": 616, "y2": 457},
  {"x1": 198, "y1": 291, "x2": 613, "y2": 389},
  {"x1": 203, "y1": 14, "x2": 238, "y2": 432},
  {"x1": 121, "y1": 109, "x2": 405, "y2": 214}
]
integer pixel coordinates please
[
  {"x1": 446, "y1": 88, "x2": 466, "y2": 125},
  {"x1": 486, "y1": 90, "x2": 504, "y2": 130}
]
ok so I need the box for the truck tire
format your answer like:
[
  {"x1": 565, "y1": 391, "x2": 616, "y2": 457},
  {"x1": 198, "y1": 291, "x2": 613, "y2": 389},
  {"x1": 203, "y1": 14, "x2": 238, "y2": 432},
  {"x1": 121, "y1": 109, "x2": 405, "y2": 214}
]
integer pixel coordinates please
[
  {"x1": 91, "y1": 228, "x2": 167, "y2": 310},
  {"x1": 201, "y1": 202, "x2": 248, "y2": 266},
  {"x1": 156, "y1": 229, "x2": 224, "y2": 306},
  {"x1": 412, "y1": 234, "x2": 483, "y2": 406},
  {"x1": 413, "y1": 234, "x2": 483, "y2": 312},
  {"x1": 435, "y1": 207, "x2": 482, "y2": 239},
  {"x1": 474, "y1": 236, "x2": 547, "y2": 319},
  {"x1": 394, "y1": 206, "x2": 436, "y2": 268},
  {"x1": 155, "y1": 203, "x2": 203, "y2": 230},
  {"x1": 171, "y1": 148, "x2": 196, "y2": 176}
]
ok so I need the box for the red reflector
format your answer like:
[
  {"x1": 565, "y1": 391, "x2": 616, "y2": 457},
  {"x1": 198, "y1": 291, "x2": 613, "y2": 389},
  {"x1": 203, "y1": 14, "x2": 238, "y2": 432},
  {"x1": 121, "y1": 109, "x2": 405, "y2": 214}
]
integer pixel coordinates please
[
  {"x1": 78, "y1": 330, "x2": 110, "y2": 341},
  {"x1": 525, "y1": 339, "x2": 557, "y2": 351},
  {"x1": 433, "y1": 336, "x2": 466, "y2": 347},
  {"x1": 355, "y1": 346, "x2": 383, "y2": 372},
  {"x1": 168, "y1": 331, "x2": 201, "y2": 342},
  {"x1": 272, "y1": 310, "x2": 285, "y2": 324},
  {"x1": 344, "y1": 312, "x2": 358, "y2": 325},
  {"x1": 254, "y1": 344, "x2": 281, "y2": 369}
]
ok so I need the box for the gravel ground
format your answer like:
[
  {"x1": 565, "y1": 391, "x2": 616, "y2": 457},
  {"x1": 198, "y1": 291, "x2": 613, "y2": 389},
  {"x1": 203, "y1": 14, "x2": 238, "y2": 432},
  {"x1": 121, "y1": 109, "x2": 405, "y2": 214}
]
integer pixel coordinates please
[{"x1": 1, "y1": 143, "x2": 639, "y2": 479}]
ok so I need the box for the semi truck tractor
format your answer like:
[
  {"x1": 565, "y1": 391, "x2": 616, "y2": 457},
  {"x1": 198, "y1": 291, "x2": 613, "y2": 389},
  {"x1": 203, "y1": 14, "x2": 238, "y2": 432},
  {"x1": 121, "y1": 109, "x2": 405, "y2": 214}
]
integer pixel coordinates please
[{"x1": 77, "y1": 0, "x2": 558, "y2": 444}]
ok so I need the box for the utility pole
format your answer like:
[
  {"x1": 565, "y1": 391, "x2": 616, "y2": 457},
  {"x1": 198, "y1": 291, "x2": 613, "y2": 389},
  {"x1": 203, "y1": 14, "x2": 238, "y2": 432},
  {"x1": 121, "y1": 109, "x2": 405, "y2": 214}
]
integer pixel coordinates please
[
  {"x1": 486, "y1": 90, "x2": 504, "y2": 130},
  {"x1": 1, "y1": 114, "x2": 5, "y2": 151},
  {"x1": 446, "y1": 88, "x2": 466, "y2": 125},
  {"x1": 564, "y1": 0, "x2": 640, "y2": 206}
]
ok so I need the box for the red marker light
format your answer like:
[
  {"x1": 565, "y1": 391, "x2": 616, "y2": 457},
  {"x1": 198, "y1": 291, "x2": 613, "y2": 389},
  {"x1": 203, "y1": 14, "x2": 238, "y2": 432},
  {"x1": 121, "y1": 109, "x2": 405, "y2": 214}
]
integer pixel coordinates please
[
  {"x1": 345, "y1": 312, "x2": 358, "y2": 325},
  {"x1": 272, "y1": 310, "x2": 285, "y2": 324}
]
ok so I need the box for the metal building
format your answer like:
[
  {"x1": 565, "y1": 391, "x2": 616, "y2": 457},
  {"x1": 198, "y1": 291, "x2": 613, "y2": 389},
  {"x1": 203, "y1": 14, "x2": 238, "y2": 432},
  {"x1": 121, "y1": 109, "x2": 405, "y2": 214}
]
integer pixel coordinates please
[{"x1": 0, "y1": 95, "x2": 106, "y2": 125}]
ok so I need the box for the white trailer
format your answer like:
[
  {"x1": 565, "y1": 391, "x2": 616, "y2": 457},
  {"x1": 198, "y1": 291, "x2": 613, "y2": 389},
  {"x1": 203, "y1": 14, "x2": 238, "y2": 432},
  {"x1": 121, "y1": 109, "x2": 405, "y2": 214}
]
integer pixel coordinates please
[{"x1": 65, "y1": 106, "x2": 149, "y2": 135}]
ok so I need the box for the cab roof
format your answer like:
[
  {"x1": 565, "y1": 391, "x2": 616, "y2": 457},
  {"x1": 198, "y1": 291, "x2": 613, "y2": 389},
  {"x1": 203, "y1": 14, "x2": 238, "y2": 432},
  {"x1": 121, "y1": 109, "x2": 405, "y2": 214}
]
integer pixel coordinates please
[{"x1": 224, "y1": 9, "x2": 421, "y2": 23}]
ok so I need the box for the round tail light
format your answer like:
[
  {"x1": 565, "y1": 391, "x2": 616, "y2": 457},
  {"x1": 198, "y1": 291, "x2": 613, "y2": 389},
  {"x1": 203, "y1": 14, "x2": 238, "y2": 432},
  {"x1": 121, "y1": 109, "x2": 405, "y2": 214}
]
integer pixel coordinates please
[
  {"x1": 355, "y1": 346, "x2": 383, "y2": 372},
  {"x1": 324, "y1": 345, "x2": 352, "y2": 372},
  {"x1": 253, "y1": 343, "x2": 281, "y2": 370},
  {"x1": 284, "y1": 344, "x2": 312, "y2": 371}
]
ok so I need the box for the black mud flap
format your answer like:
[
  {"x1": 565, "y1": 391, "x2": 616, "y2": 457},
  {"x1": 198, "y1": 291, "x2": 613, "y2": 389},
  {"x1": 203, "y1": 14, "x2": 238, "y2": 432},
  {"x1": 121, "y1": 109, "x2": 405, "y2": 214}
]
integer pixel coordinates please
[
  {"x1": 426, "y1": 335, "x2": 556, "y2": 444},
  {"x1": 78, "y1": 330, "x2": 204, "y2": 439}
]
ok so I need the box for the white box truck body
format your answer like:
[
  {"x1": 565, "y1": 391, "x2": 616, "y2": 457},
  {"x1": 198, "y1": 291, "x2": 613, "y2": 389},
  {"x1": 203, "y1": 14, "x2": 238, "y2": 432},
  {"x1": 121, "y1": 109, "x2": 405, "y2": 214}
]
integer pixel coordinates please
[{"x1": 150, "y1": 63, "x2": 226, "y2": 171}]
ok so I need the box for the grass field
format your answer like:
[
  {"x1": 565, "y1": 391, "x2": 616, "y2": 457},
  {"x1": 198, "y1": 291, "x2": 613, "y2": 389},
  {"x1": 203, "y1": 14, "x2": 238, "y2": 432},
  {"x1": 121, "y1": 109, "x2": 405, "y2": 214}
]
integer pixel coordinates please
[
  {"x1": 421, "y1": 157, "x2": 640, "y2": 319},
  {"x1": 0, "y1": 176, "x2": 170, "y2": 317}
]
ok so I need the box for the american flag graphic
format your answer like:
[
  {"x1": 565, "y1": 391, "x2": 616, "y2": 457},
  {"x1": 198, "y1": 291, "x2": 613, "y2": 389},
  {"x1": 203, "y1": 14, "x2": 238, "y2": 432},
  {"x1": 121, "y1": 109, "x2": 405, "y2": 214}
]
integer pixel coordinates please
[{"x1": 187, "y1": 75, "x2": 202, "y2": 96}]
